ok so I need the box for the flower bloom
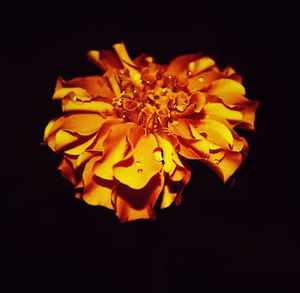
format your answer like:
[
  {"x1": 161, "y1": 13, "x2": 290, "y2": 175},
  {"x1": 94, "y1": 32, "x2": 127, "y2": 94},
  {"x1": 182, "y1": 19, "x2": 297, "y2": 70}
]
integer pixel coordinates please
[{"x1": 44, "y1": 43, "x2": 258, "y2": 222}]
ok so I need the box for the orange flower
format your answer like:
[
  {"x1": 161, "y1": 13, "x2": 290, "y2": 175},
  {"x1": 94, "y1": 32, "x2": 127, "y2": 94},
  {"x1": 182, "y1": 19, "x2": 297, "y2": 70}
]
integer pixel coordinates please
[{"x1": 44, "y1": 43, "x2": 258, "y2": 222}]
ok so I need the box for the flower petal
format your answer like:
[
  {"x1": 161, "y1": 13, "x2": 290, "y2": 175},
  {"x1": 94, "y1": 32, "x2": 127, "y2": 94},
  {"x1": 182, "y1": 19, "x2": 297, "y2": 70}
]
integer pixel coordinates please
[
  {"x1": 44, "y1": 113, "x2": 104, "y2": 153},
  {"x1": 62, "y1": 96, "x2": 114, "y2": 115},
  {"x1": 168, "y1": 118, "x2": 194, "y2": 139},
  {"x1": 169, "y1": 165, "x2": 189, "y2": 182},
  {"x1": 167, "y1": 54, "x2": 200, "y2": 75},
  {"x1": 113, "y1": 132, "x2": 162, "y2": 189},
  {"x1": 160, "y1": 168, "x2": 191, "y2": 208},
  {"x1": 201, "y1": 150, "x2": 243, "y2": 182},
  {"x1": 113, "y1": 42, "x2": 141, "y2": 81},
  {"x1": 156, "y1": 135, "x2": 177, "y2": 174},
  {"x1": 44, "y1": 113, "x2": 104, "y2": 137},
  {"x1": 112, "y1": 173, "x2": 164, "y2": 222},
  {"x1": 86, "y1": 50, "x2": 123, "y2": 71},
  {"x1": 82, "y1": 157, "x2": 115, "y2": 209},
  {"x1": 63, "y1": 76, "x2": 114, "y2": 98},
  {"x1": 236, "y1": 100, "x2": 259, "y2": 131},
  {"x1": 178, "y1": 137, "x2": 210, "y2": 159},
  {"x1": 88, "y1": 118, "x2": 125, "y2": 152},
  {"x1": 178, "y1": 92, "x2": 206, "y2": 118},
  {"x1": 77, "y1": 150, "x2": 101, "y2": 168},
  {"x1": 187, "y1": 70, "x2": 223, "y2": 92},
  {"x1": 53, "y1": 76, "x2": 114, "y2": 101},
  {"x1": 54, "y1": 130, "x2": 88, "y2": 153},
  {"x1": 199, "y1": 114, "x2": 249, "y2": 153},
  {"x1": 44, "y1": 118, "x2": 58, "y2": 144},
  {"x1": 204, "y1": 98, "x2": 244, "y2": 121},
  {"x1": 63, "y1": 134, "x2": 98, "y2": 156},
  {"x1": 58, "y1": 155, "x2": 78, "y2": 185},
  {"x1": 207, "y1": 78, "x2": 252, "y2": 106},
  {"x1": 105, "y1": 70, "x2": 122, "y2": 97},
  {"x1": 222, "y1": 66, "x2": 242, "y2": 83},
  {"x1": 195, "y1": 119, "x2": 234, "y2": 149},
  {"x1": 93, "y1": 122, "x2": 135, "y2": 180},
  {"x1": 188, "y1": 56, "x2": 216, "y2": 75}
]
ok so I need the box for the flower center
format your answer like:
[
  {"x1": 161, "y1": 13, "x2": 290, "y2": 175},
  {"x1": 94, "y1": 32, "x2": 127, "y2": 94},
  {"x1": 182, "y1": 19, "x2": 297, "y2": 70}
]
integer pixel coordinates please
[{"x1": 112, "y1": 66, "x2": 192, "y2": 132}]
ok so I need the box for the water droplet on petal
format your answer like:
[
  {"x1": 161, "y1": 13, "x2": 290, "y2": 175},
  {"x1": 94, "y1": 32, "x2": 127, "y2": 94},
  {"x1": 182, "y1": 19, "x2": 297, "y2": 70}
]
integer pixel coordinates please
[
  {"x1": 213, "y1": 159, "x2": 219, "y2": 164},
  {"x1": 72, "y1": 96, "x2": 77, "y2": 101},
  {"x1": 198, "y1": 77, "x2": 204, "y2": 83},
  {"x1": 153, "y1": 148, "x2": 164, "y2": 162},
  {"x1": 136, "y1": 161, "x2": 143, "y2": 173}
]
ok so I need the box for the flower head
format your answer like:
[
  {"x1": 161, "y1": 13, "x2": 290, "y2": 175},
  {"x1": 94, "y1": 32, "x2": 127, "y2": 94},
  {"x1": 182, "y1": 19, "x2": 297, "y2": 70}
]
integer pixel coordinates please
[{"x1": 44, "y1": 43, "x2": 258, "y2": 222}]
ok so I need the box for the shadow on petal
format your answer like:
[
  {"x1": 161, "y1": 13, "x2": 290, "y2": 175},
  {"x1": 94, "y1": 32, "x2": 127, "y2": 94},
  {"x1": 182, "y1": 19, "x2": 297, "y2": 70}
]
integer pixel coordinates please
[{"x1": 113, "y1": 174, "x2": 164, "y2": 222}]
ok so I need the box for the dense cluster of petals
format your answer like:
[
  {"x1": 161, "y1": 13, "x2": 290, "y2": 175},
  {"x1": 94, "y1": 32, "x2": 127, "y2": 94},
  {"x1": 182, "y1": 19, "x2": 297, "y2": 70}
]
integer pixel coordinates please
[{"x1": 44, "y1": 43, "x2": 258, "y2": 222}]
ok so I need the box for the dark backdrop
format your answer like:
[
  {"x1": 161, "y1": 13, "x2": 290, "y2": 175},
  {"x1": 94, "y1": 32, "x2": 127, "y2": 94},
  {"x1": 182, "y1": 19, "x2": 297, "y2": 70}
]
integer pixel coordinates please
[{"x1": 1, "y1": 2, "x2": 296, "y2": 291}]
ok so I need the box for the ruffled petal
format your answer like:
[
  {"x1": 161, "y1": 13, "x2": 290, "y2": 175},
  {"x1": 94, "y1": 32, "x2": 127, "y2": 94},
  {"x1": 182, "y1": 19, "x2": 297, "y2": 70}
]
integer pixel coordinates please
[
  {"x1": 44, "y1": 113, "x2": 104, "y2": 153},
  {"x1": 54, "y1": 130, "x2": 90, "y2": 153},
  {"x1": 113, "y1": 42, "x2": 141, "y2": 81},
  {"x1": 207, "y1": 78, "x2": 252, "y2": 106},
  {"x1": 167, "y1": 54, "x2": 200, "y2": 75},
  {"x1": 236, "y1": 100, "x2": 259, "y2": 131},
  {"x1": 43, "y1": 118, "x2": 58, "y2": 144},
  {"x1": 105, "y1": 70, "x2": 122, "y2": 97},
  {"x1": 62, "y1": 96, "x2": 114, "y2": 115},
  {"x1": 88, "y1": 118, "x2": 125, "y2": 152},
  {"x1": 44, "y1": 113, "x2": 104, "y2": 137},
  {"x1": 58, "y1": 155, "x2": 78, "y2": 185},
  {"x1": 187, "y1": 70, "x2": 223, "y2": 92},
  {"x1": 53, "y1": 76, "x2": 114, "y2": 101},
  {"x1": 82, "y1": 157, "x2": 115, "y2": 209},
  {"x1": 156, "y1": 134, "x2": 177, "y2": 174},
  {"x1": 201, "y1": 114, "x2": 248, "y2": 153},
  {"x1": 169, "y1": 165, "x2": 189, "y2": 182},
  {"x1": 63, "y1": 134, "x2": 98, "y2": 156},
  {"x1": 194, "y1": 119, "x2": 234, "y2": 149},
  {"x1": 168, "y1": 118, "x2": 193, "y2": 139},
  {"x1": 93, "y1": 122, "x2": 135, "y2": 180},
  {"x1": 112, "y1": 173, "x2": 164, "y2": 222},
  {"x1": 222, "y1": 66, "x2": 242, "y2": 83},
  {"x1": 160, "y1": 168, "x2": 191, "y2": 208},
  {"x1": 86, "y1": 50, "x2": 123, "y2": 71},
  {"x1": 77, "y1": 150, "x2": 101, "y2": 168},
  {"x1": 113, "y1": 130, "x2": 162, "y2": 189},
  {"x1": 178, "y1": 92, "x2": 206, "y2": 118},
  {"x1": 201, "y1": 150, "x2": 243, "y2": 182},
  {"x1": 177, "y1": 137, "x2": 210, "y2": 159},
  {"x1": 188, "y1": 56, "x2": 216, "y2": 75},
  {"x1": 204, "y1": 97, "x2": 244, "y2": 121},
  {"x1": 62, "y1": 76, "x2": 114, "y2": 98}
]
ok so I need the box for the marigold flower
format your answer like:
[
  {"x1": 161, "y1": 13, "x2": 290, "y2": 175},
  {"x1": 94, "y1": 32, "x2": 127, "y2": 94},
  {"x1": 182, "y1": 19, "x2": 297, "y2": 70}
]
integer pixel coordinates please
[{"x1": 44, "y1": 43, "x2": 258, "y2": 222}]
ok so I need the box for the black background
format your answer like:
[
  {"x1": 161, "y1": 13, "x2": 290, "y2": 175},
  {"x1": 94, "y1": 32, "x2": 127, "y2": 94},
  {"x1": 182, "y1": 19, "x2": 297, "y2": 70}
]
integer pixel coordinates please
[{"x1": 1, "y1": 2, "x2": 296, "y2": 292}]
